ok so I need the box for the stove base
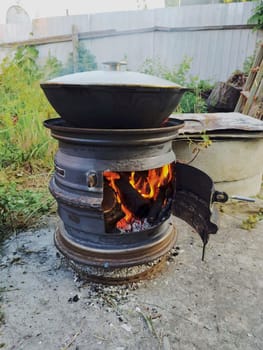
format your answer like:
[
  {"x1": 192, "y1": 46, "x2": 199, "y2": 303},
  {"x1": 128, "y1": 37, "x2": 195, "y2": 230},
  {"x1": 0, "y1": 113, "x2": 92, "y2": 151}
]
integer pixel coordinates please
[
  {"x1": 65, "y1": 254, "x2": 170, "y2": 285},
  {"x1": 54, "y1": 220, "x2": 177, "y2": 280}
]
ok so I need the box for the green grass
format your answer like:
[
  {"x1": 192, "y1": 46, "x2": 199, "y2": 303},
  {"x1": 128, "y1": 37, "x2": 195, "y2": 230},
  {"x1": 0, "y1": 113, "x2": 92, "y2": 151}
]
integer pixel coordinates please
[
  {"x1": 0, "y1": 182, "x2": 55, "y2": 240},
  {"x1": 0, "y1": 47, "x2": 58, "y2": 239},
  {"x1": 241, "y1": 208, "x2": 263, "y2": 230},
  {"x1": 0, "y1": 50, "x2": 57, "y2": 170}
]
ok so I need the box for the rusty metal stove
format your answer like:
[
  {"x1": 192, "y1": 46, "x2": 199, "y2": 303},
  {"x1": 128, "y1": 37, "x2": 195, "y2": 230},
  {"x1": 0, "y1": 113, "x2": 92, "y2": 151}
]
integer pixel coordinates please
[
  {"x1": 41, "y1": 65, "x2": 228, "y2": 282},
  {"x1": 44, "y1": 117, "x2": 223, "y2": 282}
]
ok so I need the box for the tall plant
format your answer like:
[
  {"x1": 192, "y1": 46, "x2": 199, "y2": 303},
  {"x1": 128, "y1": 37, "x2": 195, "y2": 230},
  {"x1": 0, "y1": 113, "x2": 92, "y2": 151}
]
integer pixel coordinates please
[
  {"x1": 140, "y1": 57, "x2": 212, "y2": 113},
  {"x1": 248, "y1": 0, "x2": 263, "y2": 30},
  {"x1": 62, "y1": 42, "x2": 97, "y2": 75},
  {"x1": 0, "y1": 46, "x2": 57, "y2": 168}
]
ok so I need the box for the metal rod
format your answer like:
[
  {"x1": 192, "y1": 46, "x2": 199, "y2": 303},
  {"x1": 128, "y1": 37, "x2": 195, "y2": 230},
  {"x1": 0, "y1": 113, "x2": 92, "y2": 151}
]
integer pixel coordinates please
[{"x1": 230, "y1": 195, "x2": 256, "y2": 203}]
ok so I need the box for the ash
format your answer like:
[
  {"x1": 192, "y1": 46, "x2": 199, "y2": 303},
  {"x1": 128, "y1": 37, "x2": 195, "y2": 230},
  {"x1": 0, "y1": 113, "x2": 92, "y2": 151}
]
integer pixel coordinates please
[
  {"x1": 66, "y1": 254, "x2": 166, "y2": 283},
  {"x1": 119, "y1": 218, "x2": 153, "y2": 233}
]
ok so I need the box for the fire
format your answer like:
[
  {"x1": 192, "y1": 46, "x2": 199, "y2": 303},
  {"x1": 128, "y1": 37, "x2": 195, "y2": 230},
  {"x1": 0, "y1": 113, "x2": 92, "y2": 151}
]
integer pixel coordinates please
[
  {"x1": 104, "y1": 171, "x2": 134, "y2": 224},
  {"x1": 104, "y1": 164, "x2": 173, "y2": 230},
  {"x1": 130, "y1": 164, "x2": 172, "y2": 200}
]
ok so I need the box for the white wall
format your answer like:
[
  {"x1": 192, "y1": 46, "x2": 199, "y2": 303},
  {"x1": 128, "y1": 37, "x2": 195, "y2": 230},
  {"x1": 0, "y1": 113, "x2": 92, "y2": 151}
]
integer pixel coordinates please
[{"x1": 0, "y1": 2, "x2": 261, "y2": 82}]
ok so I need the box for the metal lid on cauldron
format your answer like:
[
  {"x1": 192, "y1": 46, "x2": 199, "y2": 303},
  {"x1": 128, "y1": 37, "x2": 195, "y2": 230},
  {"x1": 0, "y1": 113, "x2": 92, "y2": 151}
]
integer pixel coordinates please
[
  {"x1": 40, "y1": 64, "x2": 188, "y2": 129},
  {"x1": 42, "y1": 70, "x2": 184, "y2": 89}
]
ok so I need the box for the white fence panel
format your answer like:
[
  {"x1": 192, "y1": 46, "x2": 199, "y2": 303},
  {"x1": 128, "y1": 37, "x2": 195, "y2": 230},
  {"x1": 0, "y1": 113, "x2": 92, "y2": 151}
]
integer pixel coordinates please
[{"x1": 0, "y1": 2, "x2": 261, "y2": 82}]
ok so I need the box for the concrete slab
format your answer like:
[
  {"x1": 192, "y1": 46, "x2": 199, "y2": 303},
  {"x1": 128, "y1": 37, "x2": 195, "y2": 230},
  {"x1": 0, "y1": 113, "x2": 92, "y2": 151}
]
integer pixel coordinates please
[{"x1": 0, "y1": 199, "x2": 263, "y2": 350}]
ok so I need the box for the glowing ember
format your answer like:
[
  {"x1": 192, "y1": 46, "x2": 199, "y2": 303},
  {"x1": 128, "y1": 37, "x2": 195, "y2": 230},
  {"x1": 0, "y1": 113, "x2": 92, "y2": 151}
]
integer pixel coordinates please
[{"x1": 104, "y1": 164, "x2": 174, "y2": 231}]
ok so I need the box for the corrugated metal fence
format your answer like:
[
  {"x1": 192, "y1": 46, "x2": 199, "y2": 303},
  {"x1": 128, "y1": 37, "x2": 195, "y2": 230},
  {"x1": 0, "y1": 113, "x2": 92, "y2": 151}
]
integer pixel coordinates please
[{"x1": 0, "y1": 2, "x2": 262, "y2": 81}]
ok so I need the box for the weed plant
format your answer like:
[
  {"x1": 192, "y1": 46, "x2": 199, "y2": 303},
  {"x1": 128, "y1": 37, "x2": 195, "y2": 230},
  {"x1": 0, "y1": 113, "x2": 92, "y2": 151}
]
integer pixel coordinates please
[
  {"x1": 0, "y1": 45, "x2": 99, "y2": 239},
  {"x1": 0, "y1": 47, "x2": 60, "y2": 238},
  {"x1": 0, "y1": 46, "x2": 213, "y2": 238},
  {"x1": 140, "y1": 56, "x2": 213, "y2": 113},
  {"x1": 248, "y1": 0, "x2": 263, "y2": 31},
  {"x1": 0, "y1": 47, "x2": 57, "y2": 169},
  {"x1": 0, "y1": 183, "x2": 54, "y2": 237}
]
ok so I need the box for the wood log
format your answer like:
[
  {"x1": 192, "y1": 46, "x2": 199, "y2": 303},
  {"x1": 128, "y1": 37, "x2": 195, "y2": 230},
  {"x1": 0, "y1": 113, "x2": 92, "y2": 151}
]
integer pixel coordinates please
[
  {"x1": 104, "y1": 202, "x2": 125, "y2": 232},
  {"x1": 103, "y1": 183, "x2": 125, "y2": 232},
  {"x1": 157, "y1": 197, "x2": 173, "y2": 222},
  {"x1": 147, "y1": 186, "x2": 174, "y2": 224},
  {"x1": 102, "y1": 183, "x2": 117, "y2": 212},
  {"x1": 207, "y1": 82, "x2": 241, "y2": 112},
  {"x1": 147, "y1": 186, "x2": 166, "y2": 224},
  {"x1": 115, "y1": 177, "x2": 150, "y2": 218}
]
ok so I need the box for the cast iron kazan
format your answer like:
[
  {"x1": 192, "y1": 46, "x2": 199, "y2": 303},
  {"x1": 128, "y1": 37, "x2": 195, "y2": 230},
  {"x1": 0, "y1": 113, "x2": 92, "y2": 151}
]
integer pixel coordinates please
[{"x1": 40, "y1": 70, "x2": 188, "y2": 128}]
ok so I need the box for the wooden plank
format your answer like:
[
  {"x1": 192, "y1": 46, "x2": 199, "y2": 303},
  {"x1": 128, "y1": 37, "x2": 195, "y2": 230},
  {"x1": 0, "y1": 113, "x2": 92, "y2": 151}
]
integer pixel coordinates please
[
  {"x1": 235, "y1": 43, "x2": 263, "y2": 113},
  {"x1": 0, "y1": 24, "x2": 254, "y2": 48},
  {"x1": 0, "y1": 34, "x2": 72, "y2": 48},
  {"x1": 241, "y1": 91, "x2": 249, "y2": 99},
  {"x1": 243, "y1": 59, "x2": 263, "y2": 115},
  {"x1": 0, "y1": 29, "x2": 116, "y2": 48},
  {"x1": 255, "y1": 77, "x2": 263, "y2": 100},
  {"x1": 244, "y1": 43, "x2": 263, "y2": 91}
]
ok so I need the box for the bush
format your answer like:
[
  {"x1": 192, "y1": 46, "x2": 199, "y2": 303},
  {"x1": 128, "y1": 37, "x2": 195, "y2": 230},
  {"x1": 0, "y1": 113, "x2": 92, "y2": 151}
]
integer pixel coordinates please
[
  {"x1": 62, "y1": 42, "x2": 97, "y2": 75},
  {"x1": 248, "y1": 1, "x2": 263, "y2": 31},
  {"x1": 140, "y1": 57, "x2": 213, "y2": 113}
]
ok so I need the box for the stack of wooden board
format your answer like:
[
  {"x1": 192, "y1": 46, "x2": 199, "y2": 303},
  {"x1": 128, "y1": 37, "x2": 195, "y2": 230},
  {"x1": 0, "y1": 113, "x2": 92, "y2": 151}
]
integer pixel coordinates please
[{"x1": 235, "y1": 42, "x2": 263, "y2": 120}]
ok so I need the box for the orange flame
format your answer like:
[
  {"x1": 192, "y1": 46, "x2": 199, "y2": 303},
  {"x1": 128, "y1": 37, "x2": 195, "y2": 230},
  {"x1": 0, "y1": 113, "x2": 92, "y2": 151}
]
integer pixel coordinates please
[
  {"x1": 104, "y1": 171, "x2": 134, "y2": 225},
  {"x1": 104, "y1": 164, "x2": 173, "y2": 229},
  {"x1": 130, "y1": 164, "x2": 172, "y2": 200}
]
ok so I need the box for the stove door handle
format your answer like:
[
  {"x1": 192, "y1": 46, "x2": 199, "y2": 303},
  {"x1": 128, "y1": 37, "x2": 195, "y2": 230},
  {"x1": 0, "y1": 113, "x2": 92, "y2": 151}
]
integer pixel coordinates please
[
  {"x1": 230, "y1": 195, "x2": 255, "y2": 203},
  {"x1": 212, "y1": 191, "x2": 256, "y2": 203}
]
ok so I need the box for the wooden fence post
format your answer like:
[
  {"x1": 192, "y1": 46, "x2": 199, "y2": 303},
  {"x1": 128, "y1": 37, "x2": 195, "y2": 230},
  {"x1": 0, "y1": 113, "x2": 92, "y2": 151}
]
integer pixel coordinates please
[{"x1": 72, "y1": 25, "x2": 79, "y2": 73}]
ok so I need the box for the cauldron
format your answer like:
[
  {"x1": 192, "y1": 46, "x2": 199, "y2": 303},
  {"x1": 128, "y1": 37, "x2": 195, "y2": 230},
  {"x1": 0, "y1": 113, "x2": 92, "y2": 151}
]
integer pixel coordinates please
[{"x1": 41, "y1": 68, "x2": 188, "y2": 129}]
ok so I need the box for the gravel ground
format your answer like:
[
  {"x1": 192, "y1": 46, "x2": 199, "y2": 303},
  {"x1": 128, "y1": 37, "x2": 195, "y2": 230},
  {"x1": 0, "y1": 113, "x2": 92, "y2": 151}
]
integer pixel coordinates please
[{"x1": 0, "y1": 199, "x2": 263, "y2": 350}]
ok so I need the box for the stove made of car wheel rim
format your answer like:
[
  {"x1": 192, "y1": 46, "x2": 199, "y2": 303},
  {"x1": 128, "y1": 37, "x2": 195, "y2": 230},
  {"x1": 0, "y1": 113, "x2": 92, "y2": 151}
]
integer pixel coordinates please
[{"x1": 44, "y1": 118, "x2": 224, "y2": 282}]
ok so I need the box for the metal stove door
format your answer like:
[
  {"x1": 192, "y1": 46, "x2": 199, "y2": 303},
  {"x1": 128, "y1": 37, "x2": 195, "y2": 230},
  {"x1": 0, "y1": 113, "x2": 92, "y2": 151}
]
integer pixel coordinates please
[{"x1": 173, "y1": 162, "x2": 227, "y2": 259}]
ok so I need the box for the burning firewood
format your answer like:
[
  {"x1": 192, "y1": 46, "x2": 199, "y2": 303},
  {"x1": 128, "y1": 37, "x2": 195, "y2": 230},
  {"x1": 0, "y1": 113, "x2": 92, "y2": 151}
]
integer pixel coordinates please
[
  {"x1": 103, "y1": 183, "x2": 125, "y2": 232},
  {"x1": 147, "y1": 186, "x2": 167, "y2": 224},
  {"x1": 115, "y1": 176, "x2": 151, "y2": 218}
]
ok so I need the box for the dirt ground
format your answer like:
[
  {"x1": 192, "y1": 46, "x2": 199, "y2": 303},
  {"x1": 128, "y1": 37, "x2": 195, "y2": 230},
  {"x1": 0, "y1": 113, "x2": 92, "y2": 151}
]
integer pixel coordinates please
[{"x1": 0, "y1": 199, "x2": 263, "y2": 350}]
